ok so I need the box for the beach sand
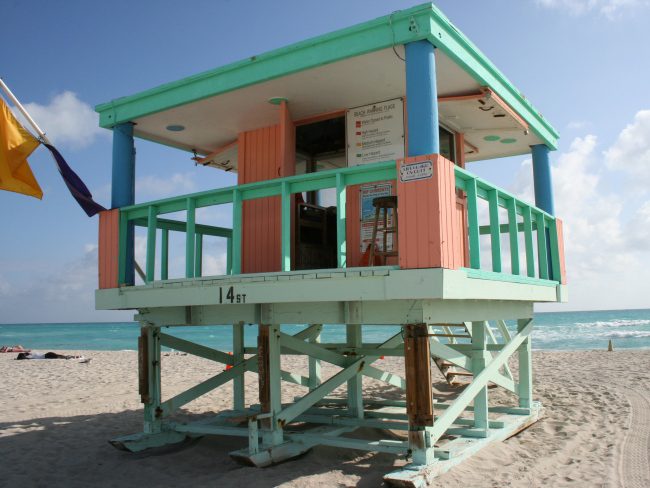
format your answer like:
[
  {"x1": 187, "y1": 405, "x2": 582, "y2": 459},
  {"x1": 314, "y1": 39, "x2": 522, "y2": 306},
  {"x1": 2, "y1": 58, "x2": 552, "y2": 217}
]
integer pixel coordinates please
[{"x1": 1, "y1": 349, "x2": 649, "y2": 487}]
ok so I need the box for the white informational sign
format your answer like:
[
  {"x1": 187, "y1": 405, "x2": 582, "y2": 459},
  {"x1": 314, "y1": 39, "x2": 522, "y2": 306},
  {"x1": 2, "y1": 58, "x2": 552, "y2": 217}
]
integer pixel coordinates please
[
  {"x1": 347, "y1": 98, "x2": 405, "y2": 166},
  {"x1": 399, "y1": 160, "x2": 433, "y2": 183},
  {"x1": 359, "y1": 183, "x2": 393, "y2": 253}
]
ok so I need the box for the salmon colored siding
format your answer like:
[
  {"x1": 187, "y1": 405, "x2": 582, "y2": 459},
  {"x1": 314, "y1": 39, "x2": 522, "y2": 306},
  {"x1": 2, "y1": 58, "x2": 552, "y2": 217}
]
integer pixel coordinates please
[
  {"x1": 454, "y1": 132, "x2": 469, "y2": 267},
  {"x1": 238, "y1": 115, "x2": 295, "y2": 273},
  {"x1": 98, "y1": 209, "x2": 120, "y2": 289},
  {"x1": 397, "y1": 155, "x2": 464, "y2": 270}
]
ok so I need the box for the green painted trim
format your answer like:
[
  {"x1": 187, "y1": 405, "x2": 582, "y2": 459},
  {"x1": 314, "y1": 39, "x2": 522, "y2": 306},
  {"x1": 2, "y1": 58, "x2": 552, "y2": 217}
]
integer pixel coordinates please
[
  {"x1": 195, "y1": 233, "x2": 203, "y2": 278},
  {"x1": 281, "y1": 181, "x2": 291, "y2": 272},
  {"x1": 118, "y1": 211, "x2": 128, "y2": 285},
  {"x1": 548, "y1": 219, "x2": 562, "y2": 282},
  {"x1": 465, "y1": 179, "x2": 480, "y2": 269},
  {"x1": 95, "y1": 3, "x2": 557, "y2": 149},
  {"x1": 185, "y1": 198, "x2": 196, "y2": 279},
  {"x1": 506, "y1": 198, "x2": 520, "y2": 275},
  {"x1": 522, "y1": 207, "x2": 535, "y2": 278},
  {"x1": 161, "y1": 228, "x2": 169, "y2": 280},
  {"x1": 536, "y1": 212, "x2": 548, "y2": 279},
  {"x1": 336, "y1": 173, "x2": 347, "y2": 268},
  {"x1": 462, "y1": 267, "x2": 558, "y2": 286},
  {"x1": 487, "y1": 189, "x2": 501, "y2": 272},
  {"x1": 133, "y1": 217, "x2": 232, "y2": 238},
  {"x1": 146, "y1": 206, "x2": 157, "y2": 282},
  {"x1": 231, "y1": 190, "x2": 242, "y2": 275}
]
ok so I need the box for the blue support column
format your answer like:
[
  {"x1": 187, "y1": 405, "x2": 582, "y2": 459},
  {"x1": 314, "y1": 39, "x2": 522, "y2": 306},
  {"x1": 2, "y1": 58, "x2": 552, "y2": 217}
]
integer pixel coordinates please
[
  {"x1": 112, "y1": 122, "x2": 136, "y2": 285},
  {"x1": 531, "y1": 144, "x2": 555, "y2": 216},
  {"x1": 405, "y1": 40, "x2": 439, "y2": 156}
]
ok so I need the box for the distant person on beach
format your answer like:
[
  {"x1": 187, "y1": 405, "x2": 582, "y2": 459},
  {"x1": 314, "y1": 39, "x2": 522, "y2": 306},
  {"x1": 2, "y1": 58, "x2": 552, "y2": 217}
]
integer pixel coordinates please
[{"x1": 15, "y1": 352, "x2": 84, "y2": 360}]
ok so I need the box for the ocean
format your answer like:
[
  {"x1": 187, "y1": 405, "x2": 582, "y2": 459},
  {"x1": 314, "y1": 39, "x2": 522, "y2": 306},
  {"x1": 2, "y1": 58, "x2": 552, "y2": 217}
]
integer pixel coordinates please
[{"x1": 1, "y1": 308, "x2": 649, "y2": 352}]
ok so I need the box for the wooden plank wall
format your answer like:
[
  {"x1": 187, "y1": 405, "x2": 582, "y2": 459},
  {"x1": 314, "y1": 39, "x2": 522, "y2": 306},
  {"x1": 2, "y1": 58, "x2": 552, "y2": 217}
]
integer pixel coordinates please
[
  {"x1": 98, "y1": 209, "x2": 120, "y2": 289},
  {"x1": 397, "y1": 154, "x2": 464, "y2": 270},
  {"x1": 238, "y1": 104, "x2": 295, "y2": 273}
]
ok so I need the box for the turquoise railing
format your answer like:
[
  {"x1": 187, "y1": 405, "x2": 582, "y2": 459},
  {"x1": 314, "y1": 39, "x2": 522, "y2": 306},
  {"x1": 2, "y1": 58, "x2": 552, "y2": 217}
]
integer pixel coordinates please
[
  {"x1": 118, "y1": 159, "x2": 561, "y2": 285},
  {"x1": 454, "y1": 166, "x2": 562, "y2": 282},
  {"x1": 118, "y1": 160, "x2": 397, "y2": 284}
]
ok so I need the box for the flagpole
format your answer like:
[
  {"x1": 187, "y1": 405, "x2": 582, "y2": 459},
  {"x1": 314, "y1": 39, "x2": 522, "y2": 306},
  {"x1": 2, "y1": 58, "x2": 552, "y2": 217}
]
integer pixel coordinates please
[{"x1": 0, "y1": 77, "x2": 51, "y2": 145}]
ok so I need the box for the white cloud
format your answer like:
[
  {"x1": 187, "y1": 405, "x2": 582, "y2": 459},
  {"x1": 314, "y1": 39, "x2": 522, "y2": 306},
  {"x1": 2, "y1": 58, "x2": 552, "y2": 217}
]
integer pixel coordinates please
[
  {"x1": 536, "y1": 0, "x2": 650, "y2": 17},
  {"x1": 0, "y1": 245, "x2": 132, "y2": 323},
  {"x1": 604, "y1": 109, "x2": 650, "y2": 188},
  {"x1": 136, "y1": 172, "x2": 196, "y2": 199},
  {"x1": 16, "y1": 91, "x2": 106, "y2": 149}
]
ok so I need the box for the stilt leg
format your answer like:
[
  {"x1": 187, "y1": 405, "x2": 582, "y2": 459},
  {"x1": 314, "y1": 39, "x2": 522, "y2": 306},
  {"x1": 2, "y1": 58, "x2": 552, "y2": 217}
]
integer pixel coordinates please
[
  {"x1": 404, "y1": 324, "x2": 435, "y2": 466},
  {"x1": 258, "y1": 324, "x2": 283, "y2": 447},
  {"x1": 141, "y1": 325, "x2": 162, "y2": 434},
  {"x1": 517, "y1": 318, "x2": 533, "y2": 408},
  {"x1": 308, "y1": 324, "x2": 322, "y2": 391},
  {"x1": 346, "y1": 324, "x2": 363, "y2": 418},
  {"x1": 471, "y1": 321, "x2": 488, "y2": 432},
  {"x1": 233, "y1": 321, "x2": 245, "y2": 411}
]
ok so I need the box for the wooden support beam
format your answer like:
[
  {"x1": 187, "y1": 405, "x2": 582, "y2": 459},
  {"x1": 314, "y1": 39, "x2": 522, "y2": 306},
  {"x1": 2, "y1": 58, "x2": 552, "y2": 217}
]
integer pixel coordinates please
[
  {"x1": 404, "y1": 323, "x2": 435, "y2": 466},
  {"x1": 517, "y1": 318, "x2": 533, "y2": 408},
  {"x1": 142, "y1": 326, "x2": 162, "y2": 434}
]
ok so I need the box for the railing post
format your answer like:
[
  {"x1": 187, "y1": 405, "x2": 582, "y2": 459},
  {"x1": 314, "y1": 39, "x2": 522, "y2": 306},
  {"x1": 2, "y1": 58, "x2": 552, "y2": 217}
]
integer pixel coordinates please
[
  {"x1": 232, "y1": 190, "x2": 242, "y2": 275},
  {"x1": 535, "y1": 212, "x2": 548, "y2": 279},
  {"x1": 466, "y1": 179, "x2": 481, "y2": 269},
  {"x1": 185, "y1": 198, "x2": 196, "y2": 278},
  {"x1": 281, "y1": 181, "x2": 291, "y2": 272},
  {"x1": 226, "y1": 237, "x2": 233, "y2": 275},
  {"x1": 145, "y1": 206, "x2": 157, "y2": 283},
  {"x1": 522, "y1": 207, "x2": 535, "y2": 277},
  {"x1": 118, "y1": 211, "x2": 128, "y2": 285},
  {"x1": 507, "y1": 198, "x2": 520, "y2": 275},
  {"x1": 161, "y1": 229, "x2": 169, "y2": 280},
  {"x1": 194, "y1": 233, "x2": 203, "y2": 278},
  {"x1": 336, "y1": 173, "x2": 347, "y2": 268},
  {"x1": 488, "y1": 189, "x2": 501, "y2": 272}
]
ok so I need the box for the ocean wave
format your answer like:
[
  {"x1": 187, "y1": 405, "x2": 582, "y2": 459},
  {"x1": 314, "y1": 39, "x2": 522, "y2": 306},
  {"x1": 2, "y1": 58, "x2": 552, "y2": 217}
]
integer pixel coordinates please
[
  {"x1": 597, "y1": 330, "x2": 650, "y2": 339},
  {"x1": 576, "y1": 319, "x2": 650, "y2": 328}
]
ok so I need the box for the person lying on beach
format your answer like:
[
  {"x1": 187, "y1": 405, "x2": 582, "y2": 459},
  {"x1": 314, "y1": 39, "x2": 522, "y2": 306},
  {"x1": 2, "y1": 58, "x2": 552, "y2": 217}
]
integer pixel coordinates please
[{"x1": 15, "y1": 352, "x2": 86, "y2": 360}]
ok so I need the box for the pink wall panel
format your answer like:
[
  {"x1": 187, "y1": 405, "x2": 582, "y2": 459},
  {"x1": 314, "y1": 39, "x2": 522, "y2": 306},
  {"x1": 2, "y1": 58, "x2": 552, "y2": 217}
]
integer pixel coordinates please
[
  {"x1": 238, "y1": 110, "x2": 295, "y2": 273},
  {"x1": 396, "y1": 154, "x2": 464, "y2": 270},
  {"x1": 98, "y1": 209, "x2": 119, "y2": 289}
]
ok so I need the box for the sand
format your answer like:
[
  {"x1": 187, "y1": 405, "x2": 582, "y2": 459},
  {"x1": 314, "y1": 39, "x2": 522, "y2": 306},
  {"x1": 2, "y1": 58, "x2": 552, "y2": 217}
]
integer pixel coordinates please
[{"x1": 1, "y1": 349, "x2": 649, "y2": 487}]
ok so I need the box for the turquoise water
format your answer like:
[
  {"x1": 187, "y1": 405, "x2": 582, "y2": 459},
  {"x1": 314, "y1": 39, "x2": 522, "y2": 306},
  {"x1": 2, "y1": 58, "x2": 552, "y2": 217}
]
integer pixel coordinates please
[{"x1": 1, "y1": 309, "x2": 649, "y2": 352}]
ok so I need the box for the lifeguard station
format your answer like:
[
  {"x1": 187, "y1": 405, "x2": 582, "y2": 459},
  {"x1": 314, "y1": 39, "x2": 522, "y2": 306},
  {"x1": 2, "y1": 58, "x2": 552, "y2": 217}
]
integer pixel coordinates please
[{"x1": 95, "y1": 3, "x2": 567, "y2": 485}]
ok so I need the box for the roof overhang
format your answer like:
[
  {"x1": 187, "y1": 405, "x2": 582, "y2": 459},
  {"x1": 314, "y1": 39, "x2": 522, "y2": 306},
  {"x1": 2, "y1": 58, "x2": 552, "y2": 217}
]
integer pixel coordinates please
[{"x1": 96, "y1": 3, "x2": 559, "y2": 159}]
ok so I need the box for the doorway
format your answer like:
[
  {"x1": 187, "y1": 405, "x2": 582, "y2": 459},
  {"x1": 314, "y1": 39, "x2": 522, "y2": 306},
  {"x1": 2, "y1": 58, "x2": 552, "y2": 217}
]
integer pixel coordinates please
[{"x1": 294, "y1": 116, "x2": 346, "y2": 270}]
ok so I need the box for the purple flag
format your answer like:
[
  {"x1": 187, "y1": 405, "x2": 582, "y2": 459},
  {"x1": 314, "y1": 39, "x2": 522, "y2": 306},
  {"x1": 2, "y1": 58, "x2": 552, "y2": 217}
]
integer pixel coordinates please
[{"x1": 43, "y1": 143, "x2": 106, "y2": 217}]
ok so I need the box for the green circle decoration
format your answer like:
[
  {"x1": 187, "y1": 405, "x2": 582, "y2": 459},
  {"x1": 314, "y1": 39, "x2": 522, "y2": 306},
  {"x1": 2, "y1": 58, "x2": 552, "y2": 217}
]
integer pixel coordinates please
[
  {"x1": 483, "y1": 135, "x2": 500, "y2": 141},
  {"x1": 500, "y1": 138, "x2": 517, "y2": 144}
]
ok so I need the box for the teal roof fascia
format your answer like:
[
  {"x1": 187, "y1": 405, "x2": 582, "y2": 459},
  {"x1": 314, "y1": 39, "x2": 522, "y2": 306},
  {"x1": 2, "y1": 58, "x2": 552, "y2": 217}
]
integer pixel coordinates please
[{"x1": 96, "y1": 3, "x2": 558, "y2": 150}]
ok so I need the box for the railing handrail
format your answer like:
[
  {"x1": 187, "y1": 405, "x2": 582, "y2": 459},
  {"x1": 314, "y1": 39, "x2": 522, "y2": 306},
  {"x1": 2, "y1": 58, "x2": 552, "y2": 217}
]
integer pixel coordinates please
[{"x1": 121, "y1": 160, "x2": 397, "y2": 219}]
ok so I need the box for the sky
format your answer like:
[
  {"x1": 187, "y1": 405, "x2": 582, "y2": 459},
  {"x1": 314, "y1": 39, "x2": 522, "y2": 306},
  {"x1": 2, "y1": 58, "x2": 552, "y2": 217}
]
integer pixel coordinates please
[{"x1": 1, "y1": 0, "x2": 649, "y2": 323}]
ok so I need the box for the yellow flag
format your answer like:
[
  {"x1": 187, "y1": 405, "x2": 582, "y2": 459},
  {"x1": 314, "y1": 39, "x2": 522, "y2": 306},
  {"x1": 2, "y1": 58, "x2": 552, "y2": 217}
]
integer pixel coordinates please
[{"x1": 0, "y1": 97, "x2": 43, "y2": 199}]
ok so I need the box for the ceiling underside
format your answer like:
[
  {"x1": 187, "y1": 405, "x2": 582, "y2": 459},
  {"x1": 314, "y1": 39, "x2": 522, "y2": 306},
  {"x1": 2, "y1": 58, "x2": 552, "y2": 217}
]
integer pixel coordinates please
[{"x1": 133, "y1": 47, "x2": 541, "y2": 167}]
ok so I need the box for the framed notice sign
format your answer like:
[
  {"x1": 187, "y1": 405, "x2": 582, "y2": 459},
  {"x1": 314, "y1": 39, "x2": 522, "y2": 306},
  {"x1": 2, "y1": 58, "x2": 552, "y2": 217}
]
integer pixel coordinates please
[{"x1": 346, "y1": 98, "x2": 405, "y2": 166}]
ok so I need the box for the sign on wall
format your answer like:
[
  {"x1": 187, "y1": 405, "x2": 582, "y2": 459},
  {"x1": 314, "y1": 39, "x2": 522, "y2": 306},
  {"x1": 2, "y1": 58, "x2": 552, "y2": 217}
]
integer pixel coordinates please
[
  {"x1": 346, "y1": 98, "x2": 405, "y2": 166},
  {"x1": 359, "y1": 183, "x2": 393, "y2": 252}
]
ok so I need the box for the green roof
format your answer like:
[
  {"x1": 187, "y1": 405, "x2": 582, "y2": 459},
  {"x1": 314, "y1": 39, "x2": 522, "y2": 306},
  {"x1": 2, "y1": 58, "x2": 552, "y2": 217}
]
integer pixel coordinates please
[{"x1": 95, "y1": 3, "x2": 559, "y2": 149}]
